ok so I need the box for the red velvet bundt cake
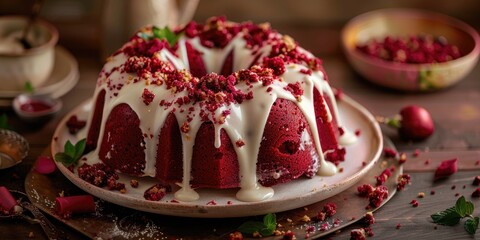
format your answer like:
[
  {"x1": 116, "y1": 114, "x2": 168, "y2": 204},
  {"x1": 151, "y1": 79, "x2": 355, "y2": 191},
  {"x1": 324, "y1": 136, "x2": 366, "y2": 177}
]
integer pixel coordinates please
[{"x1": 83, "y1": 16, "x2": 357, "y2": 202}]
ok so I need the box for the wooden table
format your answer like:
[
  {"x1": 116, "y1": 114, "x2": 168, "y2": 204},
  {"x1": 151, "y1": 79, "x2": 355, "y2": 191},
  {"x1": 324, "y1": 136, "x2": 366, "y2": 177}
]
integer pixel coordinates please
[{"x1": 1, "y1": 32, "x2": 479, "y2": 239}]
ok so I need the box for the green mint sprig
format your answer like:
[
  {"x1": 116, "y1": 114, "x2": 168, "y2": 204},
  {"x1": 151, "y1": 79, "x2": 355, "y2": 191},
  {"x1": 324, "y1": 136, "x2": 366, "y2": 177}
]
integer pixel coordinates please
[
  {"x1": 137, "y1": 26, "x2": 179, "y2": 47},
  {"x1": 237, "y1": 213, "x2": 276, "y2": 236},
  {"x1": 54, "y1": 139, "x2": 86, "y2": 167},
  {"x1": 0, "y1": 114, "x2": 12, "y2": 130},
  {"x1": 431, "y1": 196, "x2": 479, "y2": 234},
  {"x1": 24, "y1": 81, "x2": 34, "y2": 93}
]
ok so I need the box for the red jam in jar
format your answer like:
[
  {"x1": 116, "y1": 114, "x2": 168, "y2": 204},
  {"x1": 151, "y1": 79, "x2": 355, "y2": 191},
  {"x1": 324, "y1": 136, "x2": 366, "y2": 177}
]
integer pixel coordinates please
[{"x1": 20, "y1": 100, "x2": 52, "y2": 113}]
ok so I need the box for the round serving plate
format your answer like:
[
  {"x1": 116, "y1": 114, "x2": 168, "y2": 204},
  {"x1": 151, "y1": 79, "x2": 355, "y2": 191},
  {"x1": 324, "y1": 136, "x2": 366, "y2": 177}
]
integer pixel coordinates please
[{"x1": 51, "y1": 95, "x2": 383, "y2": 218}]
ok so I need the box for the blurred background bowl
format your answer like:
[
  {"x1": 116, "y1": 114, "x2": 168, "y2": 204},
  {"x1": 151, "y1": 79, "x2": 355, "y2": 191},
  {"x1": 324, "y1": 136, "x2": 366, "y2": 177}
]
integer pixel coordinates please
[
  {"x1": 341, "y1": 8, "x2": 480, "y2": 92},
  {"x1": 12, "y1": 93, "x2": 62, "y2": 124},
  {"x1": 0, "y1": 15, "x2": 58, "y2": 91}
]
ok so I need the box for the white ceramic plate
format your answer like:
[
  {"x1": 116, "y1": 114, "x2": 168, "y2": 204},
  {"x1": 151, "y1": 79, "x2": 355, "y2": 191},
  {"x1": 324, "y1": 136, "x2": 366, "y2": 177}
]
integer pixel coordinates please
[
  {"x1": 0, "y1": 46, "x2": 79, "y2": 106},
  {"x1": 51, "y1": 95, "x2": 382, "y2": 218}
]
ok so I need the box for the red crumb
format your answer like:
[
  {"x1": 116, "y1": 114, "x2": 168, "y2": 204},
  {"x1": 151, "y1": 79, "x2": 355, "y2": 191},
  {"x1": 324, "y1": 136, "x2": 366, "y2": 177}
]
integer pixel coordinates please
[
  {"x1": 235, "y1": 139, "x2": 245, "y2": 147},
  {"x1": 227, "y1": 201, "x2": 233, "y2": 205},
  {"x1": 282, "y1": 231, "x2": 296, "y2": 240},
  {"x1": 66, "y1": 115, "x2": 86, "y2": 134},
  {"x1": 368, "y1": 185, "x2": 389, "y2": 208},
  {"x1": 413, "y1": 149, "x2": 421, "y2": 157},
  {"x1": 364, "y1": 227, "x2": 374, "y2": 237},
  {"x1": 451, "y1": 185, "x2": 456, "y2": 190},
  {"x1": 142, "y1": 88, "x2": 155, "y2": 105},
  {"x1": 355, "y1": 129, "x2": 361, "y2": 136},
  {"x1": 228, "y1": 231, "x2": 243, "y2": 240},
  {"x1": 455, "y1": 193, "x2": 460, "y2": 197},
  {"x1": 472, "y1": 188, "x2": 480, "y2": 198},
  {"x1": 473, "y1": 176, "x2": 480, "y2": 186},
  {"x1": 396, "y1": 223, "x2": 401, "y2": 229},
  {"x1": 410, "y1": 199, "x2": 419, "y2": 207},
  {"x1": 130, "y1": 179, "x2": 139, "y2": 188},
  {"x1": 357, "y1": 184, "x2": 375, "y2": 197},
  {"x1": 424, "y1": 159, "x2": 430, "y2": 165},
  {"x1": 430, "y1": 190, "x2": 436, "y2": 195},
  {"x1": 383, "y1": 147, "x2": 398, "y2": 158},
  {"x1": 350, "y1": 228, "x2": 366, "y2": 240},
  {"x1": 364, "y1": 212, "x2": 375, "y2": 225},
  {"x1": 144, "y1": 184, "x2": 172, "y2": 201},
  {"x1": 323, "y1": 202, "x2": 337, "y2": 217},
  {"x1": 475, "y1": 160, "x2": 480, "y2": 166},
  {"x1": 206, "y1": 200, "x2": 217, "y2": 205},
  {"x1": 396, "y1": 174, "x2": 411, "y2": 191},
  {"x1": 376, "y1": 168, "x2": 392, "y2": 186}
]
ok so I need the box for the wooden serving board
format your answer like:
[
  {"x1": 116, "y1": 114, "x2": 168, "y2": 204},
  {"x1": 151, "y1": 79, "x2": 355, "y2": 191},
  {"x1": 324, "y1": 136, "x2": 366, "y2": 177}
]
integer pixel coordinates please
[{"x1": 24, "y1": 139, "x2": 401, "y2": 239}]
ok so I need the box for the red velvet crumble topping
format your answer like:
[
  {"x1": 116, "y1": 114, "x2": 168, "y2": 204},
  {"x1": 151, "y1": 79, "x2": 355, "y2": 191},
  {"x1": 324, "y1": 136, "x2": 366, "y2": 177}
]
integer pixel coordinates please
[
  {"x1": 364, "y1": 212, "x2": 375, "y2": 225},
  {"x1": 228, "y1": 231, "x2": 244, "y2": 240},
  {"x1": 358, "y1": 184, "x2": 389, "y2": 209},
  {"x1": 66, "y1": 115, "x2": 86, "y2": 134},
  {"x1": 350, "y1": 228, "x2": 366, "y2": 240},
  {"x1": 356, "y1": 35, "x2": 462, "y2": 64},
  {"x1": 375, "y1": 168, "x2": 392, "y2": 186},
  {"x1": 144, "y1": 184, "x2": 172, "y2": 201},
  {"x1": 235, "y1": 139, "x2": 245, "y2": 148},
  {"x1": 396, "y1": 174, "x2": 411, "y2": 191},
  {"x1": 383, "y1": 147, "x2": 398, "y2": 158},
  {"x1": 473, "y1": 176, "x2": 480, "y2": 186},
  {"x1": 142, "y1": 88, "x2": 155, "y2": 105},
  {"x1": 472, "y1": 188, "x2": 480, "y2": 198},
  {"x1": 77, "y1": 163, "x2": 125, "y2": 192}
]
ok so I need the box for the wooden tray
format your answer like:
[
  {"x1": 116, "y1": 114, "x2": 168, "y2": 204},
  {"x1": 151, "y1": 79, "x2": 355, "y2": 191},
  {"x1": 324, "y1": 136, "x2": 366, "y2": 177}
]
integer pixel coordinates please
[{"x1": 24, "y1": 138, "x2": 400, "y2": 239}]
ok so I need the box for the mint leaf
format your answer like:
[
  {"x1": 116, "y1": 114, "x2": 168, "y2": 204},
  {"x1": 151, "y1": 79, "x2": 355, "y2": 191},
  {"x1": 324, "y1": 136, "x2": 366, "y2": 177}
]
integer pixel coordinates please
[
  {"x1": 238, "y1": 213, "x2": 277, "y2": 236},
  {"x1": 259, "y1": 227, "x2": 274, "y2": 236},
  {"x1": 152, "y1": 26, "x2": 179, "y2": 47},
  {"x1": 0, "y1": 114, "x2": 11, "y2": 130},
  {"x1": 64, "y1": 140, "x2": 76, "y2": 157},
  {"x1": 464, "y1": 217, "x2": 479, "y2": 234},
  {"x1": 263, "y1": 213, "x2": 276, "y2": 231},
  {"x1": 24, "y1": 81, "x2": 34, "y2": 93},
  {"x1": 455, "y1": 196, "x2": 468, "y2": 217},
  {"x1": 54, "y1": 139, "x2": 86, "y2": 167},
  {"x1": 73, "y1": 139, "x2": 86, "y2": 161},
  {"x1": 237, "y1": 221, "x2": 266, "y2": 234},
  {"x1": 431, "y1": 206, "x2": 461, "y2": 226},
  {"x1": 455, "y1": 196, "x2": 474, "y2": 217}
]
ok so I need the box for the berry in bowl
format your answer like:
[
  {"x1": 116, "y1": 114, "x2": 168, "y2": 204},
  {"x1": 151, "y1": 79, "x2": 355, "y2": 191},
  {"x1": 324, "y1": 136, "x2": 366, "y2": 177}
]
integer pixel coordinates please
[
  {"x1": 341, "y1": 8, "x2": 480, "y2": 92},
  {"x1": 13, "y1": 93, "x2": 62, "y2": 124}
]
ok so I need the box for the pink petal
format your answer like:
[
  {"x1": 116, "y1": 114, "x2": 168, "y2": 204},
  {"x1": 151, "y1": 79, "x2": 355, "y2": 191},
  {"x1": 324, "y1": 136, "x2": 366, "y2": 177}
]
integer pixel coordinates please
[
  {"x1": 35, "y1": 156, "x2": 57, "y2": 174},
  {"x1": 434, "y1": 158, "x2": 458, "y2": 181}
]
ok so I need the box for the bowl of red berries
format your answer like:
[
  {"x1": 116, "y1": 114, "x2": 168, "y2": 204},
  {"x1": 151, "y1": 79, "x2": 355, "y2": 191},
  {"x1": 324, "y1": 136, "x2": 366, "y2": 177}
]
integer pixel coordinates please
[{"x1": 341, "y1": 8, "x2": 480, "y2": 91}]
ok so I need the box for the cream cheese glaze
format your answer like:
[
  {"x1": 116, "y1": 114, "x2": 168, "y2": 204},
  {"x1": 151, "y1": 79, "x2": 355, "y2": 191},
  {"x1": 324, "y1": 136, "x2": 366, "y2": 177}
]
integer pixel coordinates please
[{"x1": 83, "y1": 19, "x2": 357, "y2": 202}]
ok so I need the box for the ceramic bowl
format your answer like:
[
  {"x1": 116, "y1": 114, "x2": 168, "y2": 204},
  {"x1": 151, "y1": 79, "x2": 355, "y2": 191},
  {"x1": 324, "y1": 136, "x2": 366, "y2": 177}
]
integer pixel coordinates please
[
  {"x1": 0, "y1": 15, "x2": 58, "y2": 91},
  {"x1": 12, "y1": 93, "x2": 62, "y2": 124},
  {"x1": 0, "y1": 129, "x2": 29, "y2": 169},
  {"x1": 341, "y1": 8, "x2": 480, "y2": 92}
]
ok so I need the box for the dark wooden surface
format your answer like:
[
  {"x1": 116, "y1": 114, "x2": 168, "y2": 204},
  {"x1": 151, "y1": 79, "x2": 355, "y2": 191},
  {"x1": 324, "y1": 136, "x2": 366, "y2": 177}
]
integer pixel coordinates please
[{"x1": 1, "y1": 26, "x2": 480, "y2": 239}]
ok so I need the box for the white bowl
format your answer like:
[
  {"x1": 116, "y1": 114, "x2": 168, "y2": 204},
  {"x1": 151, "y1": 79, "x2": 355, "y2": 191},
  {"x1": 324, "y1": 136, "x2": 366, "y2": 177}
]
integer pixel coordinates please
[
  {"x1": 0, "y1": 15, "x2": 58, "y2": 91},
  {"x1": 341, "y1": 9, "x2": 480, "y2": 91},
  {"x1": 13, "y1": 93, "x2": 62, "y2": 124}
]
